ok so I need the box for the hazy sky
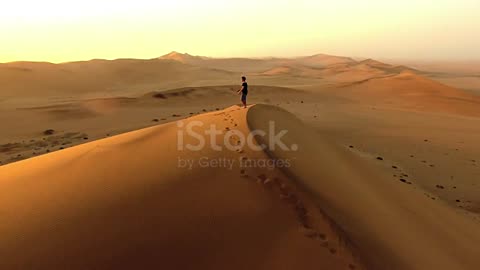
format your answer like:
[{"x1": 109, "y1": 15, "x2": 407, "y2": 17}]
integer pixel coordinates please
[{"x1": 1, "y1": 0, "x2": 479, "y2": 63}]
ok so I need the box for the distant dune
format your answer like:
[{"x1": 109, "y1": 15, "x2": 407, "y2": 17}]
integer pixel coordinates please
[
  {"x1": 381, "y1": 59, "x2": 480, "y2": 93},
  {"x1": 0, "y1": 52, "x2": 438, "y2": 101},
  {"x1": 336, "y1": 71, "x2": 480, "y2": 116},
  {"x1": 0, "y1": 58, "x2": 235, "y2": 98},
  {"x1": 297, "y1": 53, "x2": 356, "y2": 67}
]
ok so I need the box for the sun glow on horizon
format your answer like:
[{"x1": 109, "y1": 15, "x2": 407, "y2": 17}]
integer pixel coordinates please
[{"x1": 1, "y1": 0, "x2": 479, "y2": 63}]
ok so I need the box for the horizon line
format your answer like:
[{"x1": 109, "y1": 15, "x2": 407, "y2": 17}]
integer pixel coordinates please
[{"x1": 1, "y1": 51, "x2": 480, "y2": 65}]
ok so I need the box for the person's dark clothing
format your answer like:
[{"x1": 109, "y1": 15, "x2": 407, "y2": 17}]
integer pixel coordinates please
[{"x1": 242, "y1": 82, "x2": 248, "y2": 94}]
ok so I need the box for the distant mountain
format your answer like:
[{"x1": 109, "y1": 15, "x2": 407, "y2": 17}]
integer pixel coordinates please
[
  {"x1": 158, "y1": 51, "x2": 206, "y2": 63},
  {"x1": 297, "y1": 53, "x2": 357, "y2": 67},
  {"x1": 156, "y1": 52, "x2": 362, "y2": 72}
]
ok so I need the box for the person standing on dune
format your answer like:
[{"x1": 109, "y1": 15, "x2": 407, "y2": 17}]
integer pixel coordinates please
[{"x1": 237, "y1": 76, "x2": 248, "y2": 108}]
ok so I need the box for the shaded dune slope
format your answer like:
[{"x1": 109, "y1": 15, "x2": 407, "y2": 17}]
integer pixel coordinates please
[{"x1": 247, "y1": 104, "x2": 480, "y2": 270}]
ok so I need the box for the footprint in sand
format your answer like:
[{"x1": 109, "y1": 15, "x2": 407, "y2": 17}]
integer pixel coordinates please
[
  {"x1": 295, "y1": 201, "x2": 308, "y2": 225},
  {"x1": 263, "y1": 178, "x2": 272, "y2": 185},
  {"x1": 240, "y1": 169, "x2": 250, "y2": 178},
  {"x1": 302, "y1": 228, "x2": 318, "y2": 238},
  {"x1": 302, "y1": 228, "x2": 327, "y2": 242},
  {"x1": 399, "y1": 178, "x2": 412, "y2": 184},
  {"x1": 256, "y1": 174, "x2": 268, "y2": 183},
  {"x1": 255, "y1": 176, "x2": 272, "y2": 186}
]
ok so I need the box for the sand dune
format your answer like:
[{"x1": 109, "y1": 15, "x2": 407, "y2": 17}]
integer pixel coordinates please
[
  {"x1": 1, "y1": 104, "x2": 479, "y2": 269},
  {"x1": 158, "y1": 51, "x2": 360, "y2": 73},
  {"x1": 0, "y1": 84, "x2": 308, "y2": 166},
  {"x1": 0, "y1": 52, "x2": 439, "y2": 104},
  {"x1": 334, "y1": 71, "x2": 480, "y2": 116},
  {"x1": 297, "y1": 53, "x2": 356, "y2": 67},
  {"x1": 0, "y1": 105, "x2": 364, "y2": 270},
  {"x1": 261, "y1": 66, "x2": 294, "y2": 76},
  {"x1": 384, "y1": 59, "x2": 480, "y2": 94},
  {"x1": 255, "y1": 57, "x2": 419, "y2": 84},
  {"x1": 0, "y1": 58, "x2": 236, "y2": 99},
  {"x1": 248, "y1": 104, "x2": 480, "y2": 270}
]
